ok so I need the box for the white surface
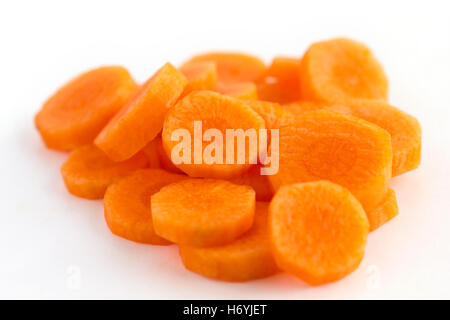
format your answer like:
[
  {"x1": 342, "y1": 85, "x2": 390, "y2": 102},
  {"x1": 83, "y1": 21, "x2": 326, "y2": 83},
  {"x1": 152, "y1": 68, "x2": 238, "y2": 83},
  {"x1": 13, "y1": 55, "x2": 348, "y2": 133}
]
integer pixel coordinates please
[{"x1": 1, "y1": 0, "x2": 450, "y2": 299}]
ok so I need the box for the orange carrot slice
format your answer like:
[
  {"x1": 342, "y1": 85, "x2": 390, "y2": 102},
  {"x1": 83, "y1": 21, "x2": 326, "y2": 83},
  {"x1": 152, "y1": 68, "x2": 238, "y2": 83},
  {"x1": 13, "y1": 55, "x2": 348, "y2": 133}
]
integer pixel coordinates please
[
  {"x1": 346, "y1": 99, "x2": 421, "y2": 177},
  {"x1": 35, "y1": 66, "x2": 137, "y2": 151},
  {"x1": 285, "y1": 100, "x2": 421, "y2": 176},
  {"x1": 143, "y1": 136, "x2": 184, "y2": 174},
  {"x1": 162, "y1": 91, "x2": 265, "y2": 179},
  {"x1": 270, "y1": 180, "x2": 369, "y2": 285},
  {"x1": 282, "y1": 101, "x2": 352, "y2": 116},
  {"x1": 182, "y1": 52, "x2": 266, "y2": 84},
  {"x1": 179, "y1": 61, "x2": 217, "y2": 96},
  {"x1": 141, "y1": 137, "x2": 161, "y2": 169},
  {"x1": 151, "y1": 179, "x2": 255, "y2": 247},
  {"x1": 244, "y1": 100, "x2": 292, "y2": 130},
  {"x1": 299, "y1": 38, "x2": 388, "y2": 104},
  {"x1": 179, "y1": 202, "x2": 278, "y2": 281},
  {"x1": 269, "y1": 111, "x2": 392, "y2": 212},
  {"x1": 104, "y1": 169, "x2": 186, "y2": 244},
  {"x1": 257, "y1": 57, "x2": 302, "y2": 103},
  {"x1": 216, "y1": 82, "x2": 258, "y2": 100},
  {"x1": 95, "y1": 63, "x2": 187, "y2": 161},
  {"x1": 367, "y1": 188, "x2": 399, "y2": 231},
  {"x1": 229, "y1": 165, "x2": 273, "y2": 201},
  {"x1": 61, "y1": 145, "x2": 148, "y2": 199}
]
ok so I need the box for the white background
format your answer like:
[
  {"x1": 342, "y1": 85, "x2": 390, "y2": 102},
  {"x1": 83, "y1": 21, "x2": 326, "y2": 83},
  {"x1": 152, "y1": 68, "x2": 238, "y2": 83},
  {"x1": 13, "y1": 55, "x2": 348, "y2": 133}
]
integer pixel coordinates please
[{"x1": 1, "y1": 0, "x2": 449, "y2": 299}]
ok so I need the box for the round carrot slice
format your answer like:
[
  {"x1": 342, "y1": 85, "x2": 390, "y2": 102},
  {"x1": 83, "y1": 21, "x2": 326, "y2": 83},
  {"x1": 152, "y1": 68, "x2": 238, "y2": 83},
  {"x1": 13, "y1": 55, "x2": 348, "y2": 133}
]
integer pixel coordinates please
[
  {"x1": 141, "y1": 137, "x2": 161, "y2": 169},
  {"x1": 317, "y1": 99, "x2": 421, "y2": 176},
  {"x1": 299, "y1": 38, "x2": 388, "y2": 104},
  {"x1": 155, "y1": 136, "x2": 184, "y2": 174},
  {"x1": 142, "y1": 136, "x2": 184, "y2": 174},
  {"x1": 282, "y1": 101, "x2": 352, "y2": 116},
  {"x1": 366, "y1": 188, "x2": 398, "y2": 232},
  {"x1": 179, "y1": 202, "x2": 278, "y2": 281},
  {"x1": 244, "y1": 100, "x2": 291, "y2": 130},
  {"x1": 243, "y1": 100, "x2": 291, "y2": 172},
  {"x1": 282, "y1": 101, "x2": 324, "y2": 114},
  {"x1": 95, "y1": 63, "x2": 187, "y2": 161},
  {"x1": 270, "y1": 181, "x2": 369, "y2": 285},
  {"x1": 229, "y1": 165, "x2": 273, "y2": 201},
  {"x1": 104, "y1": 169, "x2": 187, "y2": 244},
  {"x1": 269, "y1": 111, "x2": 392, "y2": 212},
  {"x1": 216, "y1": 82, "x2": 258, "y2": 100},
  {"x1": 182, "y1": 52, "x2": 266, "y2": 84},
  {"x1": 35, "y1": 66, "x2": 137, "y2": 151},
  {"x1": 61, "y1": 145, "x2": 148, "y2": 199},
  {"x1": 346, "y1": 99, "x2": 421, "y2": 177},
  {"x1": 151, "y1": 179, "x2": 255, "y2": 247},
  {"x1": 162, "y1": 91, "x2": 266, "y2": 179},
  {"x1": 179, "y1": 61, "x2": 217, "y2": 97},
  {"x1": 257, "y1": 56, "x2": 302, "y2": 104}
]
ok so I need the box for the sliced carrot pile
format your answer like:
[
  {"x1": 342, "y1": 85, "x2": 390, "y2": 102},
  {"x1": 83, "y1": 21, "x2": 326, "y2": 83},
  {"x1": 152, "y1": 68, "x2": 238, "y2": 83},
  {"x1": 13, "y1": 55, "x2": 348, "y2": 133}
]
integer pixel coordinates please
[
  {"x1": 35, "y1": 66, "x2": 137, "y2": 151},
  {"x1": 104, "y1": 169, "x2": 186, "y2": 244},
  {"x1": 179, "y1": 61, "x2": 217, "y2": 97},
  {"x1": 179, "y1": 202, "x2": 278, "y2": 281},
  {"x1": 270, "y1": 181, "x2": 369, "y2": 285},
  {"x1": 216, "y1": 82, "x2": 258, "y2": 100},
  {"x1": 182, "y1": 52, "x2": 266, "y2": 84},
  {"x1": 299, "y1": 38, "x2": 388, "y2": 104},
  {"x1": 366, "y1": 188, "x2": 399, "y2": 232},
  {"x1": 95, "y1": 63, "x2": 187, "y2": 161},
  {"x1": 257, "y1": 57, "x2": 302, "y2": 103},
  {"x1": 151, "y1": 179, "x2": 255, "y2": 247},
  {"x1": 36, "y1": 38, "x2": 421, "y2": 286},
  {"x1": 60, "y1": 145, "x2": 148, "y2": 199},
  {"x1": 162, "y1": 91, "x2": 265, "y2": 178},
  {"x1": 270, "y1": 111, "x2": 392, "y2": 212}
]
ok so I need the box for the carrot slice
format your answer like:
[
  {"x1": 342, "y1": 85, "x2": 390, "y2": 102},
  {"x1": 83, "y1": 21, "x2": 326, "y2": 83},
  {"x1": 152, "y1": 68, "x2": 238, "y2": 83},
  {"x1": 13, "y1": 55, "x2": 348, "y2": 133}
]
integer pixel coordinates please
[
  {"x1": 151, "y1": 179, "x2": 255, "y2": 247},
  {"x1": 216, "y1": 82, "x2": 258, "y2": 100},
  {"x1": 35, "y1": 66, "x2": 137, "y2": 151},
  {"x1": 61, "y1": 145, "x2": 148, "y2": 199},
  {"x1": 179, "y1": 202, "x2": 278, "y2": 281},
  {"x1": 270, "y1": 181, "x2": 369, "y2": 285},
  {"x1": 162, "y1": 91, "x2": 265, "y2": 179},
  {"x1": 95, "y1": 63, "x2": 187, "y2": 161},
  {"x1": 269, "y1": 111, "x2": 392, "y2": 212},
  {"x1": 182, "y1": 52, "x2": 266, "y2": 84},
  {"x1": 284, "y1": 100, "x2": 421, "y2": 176},
  {"x1": 179, "y1": 61, "x2": 217, "y2": 96},
  {"x1": 282, "y1": 101, "x2": 352, "y2": 116},
  {"x1": 346, "y1": 99, "x2": 421, "y2": 177},
  {"x1": 282, "y1": 101, "x2": 327, "y2": 114},
  {"x1": 141, "y1": 137, "x2": 161, "y2": 169},
  {"x1": 257, "y1": 57, "x2": 302, "y2": 103},
  {"x1": 143, "y1": 136, "x2": 184, "y2": 174},
  {"x1": 104, "y1": 169, "x2": 187, "y2": 244},
  {"x1": 299, "y1": 38, "x2": 388, "y2": 104},
  {"x1": 229, "y1": 165, "x2": 273, "y2": 201},
  {"x1": 366, "y1": 188, "x2": 399, "y2": 231},
  {"x1": 244, "y1": 100, "x2": 291, "y2": 130}
]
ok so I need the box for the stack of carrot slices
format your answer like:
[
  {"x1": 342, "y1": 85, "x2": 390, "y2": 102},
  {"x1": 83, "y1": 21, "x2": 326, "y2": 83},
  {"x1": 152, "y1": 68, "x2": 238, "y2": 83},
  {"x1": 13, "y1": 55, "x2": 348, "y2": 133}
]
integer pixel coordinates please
[{"x1": 35, "y1": 38, "x2": 421, "y2": 285}]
